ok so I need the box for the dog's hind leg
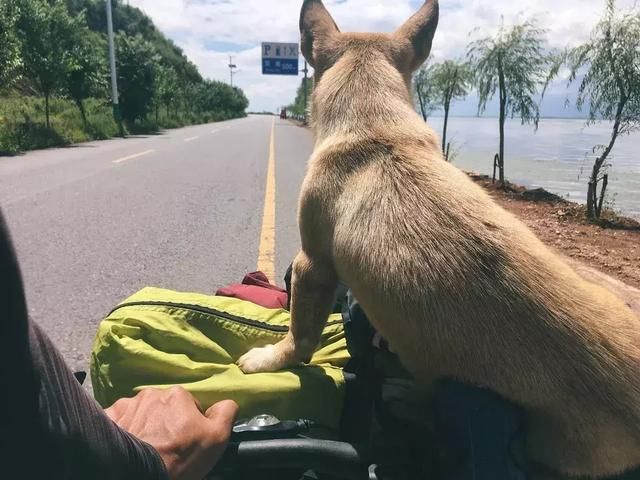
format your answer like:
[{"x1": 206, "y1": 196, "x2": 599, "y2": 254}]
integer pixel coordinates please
[{"x1": 237, "y1": 250, "x2": 338, "y2": 373}]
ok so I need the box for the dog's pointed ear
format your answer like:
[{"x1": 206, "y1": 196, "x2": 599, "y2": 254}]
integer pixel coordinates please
[
  {"x1": 393, "y1": 0, "x2": 439, "y2": 71},
  {"x1": 300, "y1": 0, "x2": 340, "y2": 68}
]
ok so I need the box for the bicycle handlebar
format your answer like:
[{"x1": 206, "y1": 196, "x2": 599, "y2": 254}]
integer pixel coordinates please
[{"x1": 213, "y1": 439, "x2": 371, "y2": 479}]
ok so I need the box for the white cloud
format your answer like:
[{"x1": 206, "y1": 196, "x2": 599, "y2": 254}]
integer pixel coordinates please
[{"x1": 128, "y1": 0, "x2": 638, "y2": 113}]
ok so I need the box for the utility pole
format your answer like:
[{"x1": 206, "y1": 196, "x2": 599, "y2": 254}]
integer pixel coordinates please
[
  {"x1": 106, "y1": 0, "x2": 124, "y2": 136},
  {"x1": 301, "y1": 60, "x2": 309, "y2": 125},
  {"x1": 228, "y1": 56, "x2": 237, "y2": 87}
]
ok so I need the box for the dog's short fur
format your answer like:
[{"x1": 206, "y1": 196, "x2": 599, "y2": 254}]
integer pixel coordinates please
[{"x1": 238, "y1": 1, "x2": 640, "y2": 477}]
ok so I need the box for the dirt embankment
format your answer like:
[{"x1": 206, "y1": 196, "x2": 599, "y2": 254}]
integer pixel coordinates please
[{"x1": 467, "y1": 172, "x2": 640, "y2": 290}]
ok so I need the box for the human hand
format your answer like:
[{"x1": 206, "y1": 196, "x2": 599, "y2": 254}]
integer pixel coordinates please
[{"x1": 106, "y1": 386, "x2": 238, "y2": 480}]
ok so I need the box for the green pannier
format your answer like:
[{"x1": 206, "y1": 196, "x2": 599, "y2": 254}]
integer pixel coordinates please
[{"x1": 90, "y1": 287, "x2": 351, "y2": 430}]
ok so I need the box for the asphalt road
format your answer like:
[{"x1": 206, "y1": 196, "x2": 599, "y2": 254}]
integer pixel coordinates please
[{"x1": 0, "y1": 115, "x2": 312, "y2": 379}]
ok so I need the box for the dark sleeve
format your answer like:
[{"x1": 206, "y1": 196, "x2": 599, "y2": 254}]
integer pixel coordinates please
[
  {"x1": 29, "y1": 321, "x2": 169, "y2": 480},
  {"x1": 0, "y1": 209, "x2": 167, "y2": 480}
]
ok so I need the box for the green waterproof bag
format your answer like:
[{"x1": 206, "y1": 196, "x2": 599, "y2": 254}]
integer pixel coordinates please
[{"x1": 91, "y1": 287, "x2": 351, "y2": 430}]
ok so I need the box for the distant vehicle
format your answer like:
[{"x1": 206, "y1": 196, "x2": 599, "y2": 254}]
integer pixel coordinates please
[{"x1": 280, "y1": 108, "x2": 287, "y2": 120}]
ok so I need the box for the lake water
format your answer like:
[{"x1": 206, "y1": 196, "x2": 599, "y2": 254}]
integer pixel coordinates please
[{"x1": 427, "y1": 117, "x2": 640, "y2": 220}]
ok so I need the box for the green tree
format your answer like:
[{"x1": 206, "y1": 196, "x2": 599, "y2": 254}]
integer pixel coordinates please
[
  {"x1": 467, "y1": 21, "x2": 553, "y2": 186},
  {"x1": 0, "y1": 0, "x2": 22, "y2": 89},
  {"x1": 65, "y1": 0, "x2": 203, "y2": 85},
  {"x1": 65, "y1": 29, "x2": 107, "y2": 128},
  {"x1": 192, "y1": 80, "x2": 248, "y2": 120},
  {"x1": 154, "y1": 64, "x2": 179, "y2": 121},
  {"x1": 116, "y1": 33, "x2": 158, "y2": 125},
  {"x1": 432, "y1": 60, "x2": 471, "y2": 159},
  {"x1": 414, "y1": 63, "x2": 438, "y2": 122},
  {"x1": 567, "y1": 0, "x2": 640, "y2": 219},
  {"x1": 229, "y1": 86, "x2": 249, "y2": 116},
  {"x1": 288, "y1": 78, "x2": 313, "y2": 118},
  {"x1": 14, "y1": 0, "x2": 80, "y2": 129},
  {"x1": 1, "y1": 0, "x2": 249, "y2": 152}
]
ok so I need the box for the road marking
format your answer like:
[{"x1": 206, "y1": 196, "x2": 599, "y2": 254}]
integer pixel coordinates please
[
  {"x1": 112, "y1": 149, "x2": 155, "y2": 164},
  {"x1": 257, "y1": 117, "x2": 277, "y2": 281},
  {"x1": 212, "y1": 125, "x2": 231, "y2": 134},
  {"x1": 184, "y1": 136, "x2": 199, "y2": 142}
]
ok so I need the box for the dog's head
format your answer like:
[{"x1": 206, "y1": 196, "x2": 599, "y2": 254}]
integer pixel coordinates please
[{"x1": 300, "y1": 0, "x2": 439, "y2": 98}]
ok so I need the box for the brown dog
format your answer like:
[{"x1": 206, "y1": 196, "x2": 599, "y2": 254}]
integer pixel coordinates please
[{"x1": 238, "y1": 1, "x2": 640, "y2": 477}]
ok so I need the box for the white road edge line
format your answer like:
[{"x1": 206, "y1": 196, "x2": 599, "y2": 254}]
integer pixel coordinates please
[
  {"x1": 184, "y1": 136, "x2": 199, "y2": 142},
  {"x1": 112, "y1": 149, "x2": 155, "y2": 164}
]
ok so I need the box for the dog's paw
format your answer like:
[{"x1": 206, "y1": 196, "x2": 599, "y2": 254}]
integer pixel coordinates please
[{"x1": 237, "y1": 345, "x2": 285, "y2": 374}]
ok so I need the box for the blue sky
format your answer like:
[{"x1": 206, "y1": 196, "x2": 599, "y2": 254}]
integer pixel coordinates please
[{"x1": 129, "y1": 0, "x2": 637, "y2": 116}]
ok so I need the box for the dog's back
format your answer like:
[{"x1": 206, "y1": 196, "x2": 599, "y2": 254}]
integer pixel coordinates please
[
  {"x1": 237, "y1": 1, "x2": 640, "y2": 476},
  {"x1": 327, "y1": 131, "x2": 640, "y2": 475},
  {"x1": 300, "y1": 1, "x2": 640, "y2": 477}
]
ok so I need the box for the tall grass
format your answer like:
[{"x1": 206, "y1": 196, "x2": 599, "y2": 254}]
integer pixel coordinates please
[
  {"x1": 0, "y1": 95, "x2": 118, "y2": 154},
  {"x1": 0, "y1": 95, "x2": 247, "y2": 155}
]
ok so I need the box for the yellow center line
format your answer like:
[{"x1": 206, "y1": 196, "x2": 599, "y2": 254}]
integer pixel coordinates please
[
  {"x1": 184, "y1": 136, "x2": 199, "y2": 142},
  {"x1": 112, "y1": 149, "x2": 155, "y2": 164},
  {"x1": 257, "y1": 118, "x2": 277, "y2": 281}
]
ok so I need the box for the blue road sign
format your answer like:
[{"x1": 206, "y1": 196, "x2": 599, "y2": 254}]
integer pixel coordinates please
[
  {"x1": 262, "y1": 58, "x2": 298, "y2": 75},
  {"x1": 262, "y1": 42, "x2": 299, "y2": 76}
]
